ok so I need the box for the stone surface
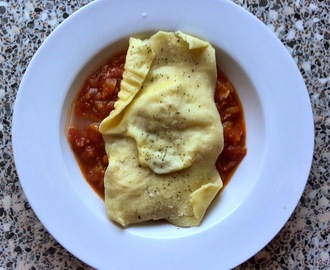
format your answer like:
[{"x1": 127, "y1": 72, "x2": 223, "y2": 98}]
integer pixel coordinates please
[{"x1": 0, "y1": 0, "x2": 329, "y2": 269}]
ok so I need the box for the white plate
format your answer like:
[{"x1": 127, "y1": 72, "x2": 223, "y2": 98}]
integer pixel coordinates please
[{"x1": 12, "y1": 0, "x2": 314, "y2": 269}]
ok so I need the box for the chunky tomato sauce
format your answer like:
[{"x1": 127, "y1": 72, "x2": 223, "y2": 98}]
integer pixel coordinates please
[
  {"x1": 214, "y1": 70, "x2": 247, "y2": 184},
  {"x1": 67, "y1": 51, "x2": 246, "y2": 199}
]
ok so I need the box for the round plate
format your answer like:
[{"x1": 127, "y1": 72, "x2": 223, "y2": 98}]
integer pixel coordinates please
[{"x1": 12, "y1": 0, "x2": 314, "y2": 269}]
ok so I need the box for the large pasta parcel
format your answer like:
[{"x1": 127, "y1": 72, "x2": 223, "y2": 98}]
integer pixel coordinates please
[{"x1": 99, "y1": 31, "x2": 224, "y2": 227}]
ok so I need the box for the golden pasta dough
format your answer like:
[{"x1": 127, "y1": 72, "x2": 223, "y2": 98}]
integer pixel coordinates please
[{"x1": 99, "y1": 31, "x2": 224, "y2": 227}]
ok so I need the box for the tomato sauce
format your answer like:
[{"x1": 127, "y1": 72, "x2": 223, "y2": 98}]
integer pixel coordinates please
[
  {"x1": 67, "y1": 51, "x2": 246, "y2": 199},
  {"x1": 214, "y1": 70, "x2": 247, "y2": 185}
]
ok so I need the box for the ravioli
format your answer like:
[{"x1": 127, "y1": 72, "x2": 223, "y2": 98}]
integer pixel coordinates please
[{"x1": 99, "y1": 31, "x2": 224, "y2": 227}]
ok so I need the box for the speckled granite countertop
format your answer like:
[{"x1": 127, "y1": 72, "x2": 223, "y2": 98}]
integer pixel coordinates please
[{"x1": 1, "y1": 0, "x2": 329, "y2": 269}]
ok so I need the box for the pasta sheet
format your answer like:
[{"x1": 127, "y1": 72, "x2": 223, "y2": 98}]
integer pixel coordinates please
[{"x1": 99, "y1": 31, "x2": 224, "y2": 227}]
